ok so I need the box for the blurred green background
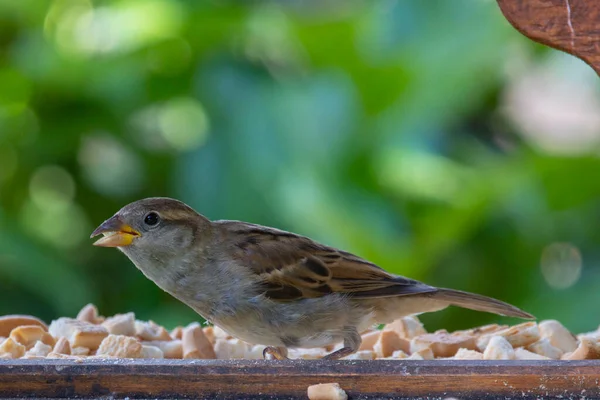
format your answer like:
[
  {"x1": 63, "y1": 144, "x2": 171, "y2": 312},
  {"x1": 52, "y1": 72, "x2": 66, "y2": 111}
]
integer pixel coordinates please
[{"x1": 1, "y1": 0, "x2": 599, "y2": 335}]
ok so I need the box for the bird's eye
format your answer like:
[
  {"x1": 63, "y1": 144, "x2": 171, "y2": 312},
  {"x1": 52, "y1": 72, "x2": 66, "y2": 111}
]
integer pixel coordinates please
[{"x1": 144, "y1": 212, "x2": 160, "y2": 226}]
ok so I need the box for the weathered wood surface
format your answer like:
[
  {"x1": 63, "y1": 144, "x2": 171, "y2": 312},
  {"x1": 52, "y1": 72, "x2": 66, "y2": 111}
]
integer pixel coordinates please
[
  {"x1": 0, "y1": 359, "x2": 598, "y2": 399},
  {"x1": 497, "y1": 0, "x2": 600, "y2": 75}
]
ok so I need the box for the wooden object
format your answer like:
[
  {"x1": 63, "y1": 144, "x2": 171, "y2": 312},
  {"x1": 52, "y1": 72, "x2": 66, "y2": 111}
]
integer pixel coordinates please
[
  {"x1": 497, "y1": 0, "x2": 600, "y2": 75},
  {"x1": 0, "y1": 359, "x2": 599, "y2": 399}
]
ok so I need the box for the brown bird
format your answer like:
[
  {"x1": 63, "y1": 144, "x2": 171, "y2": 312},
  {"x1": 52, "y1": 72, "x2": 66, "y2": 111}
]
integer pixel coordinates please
[{"x1": 90, "y1": 197, "x2": 534, "y2": 360}]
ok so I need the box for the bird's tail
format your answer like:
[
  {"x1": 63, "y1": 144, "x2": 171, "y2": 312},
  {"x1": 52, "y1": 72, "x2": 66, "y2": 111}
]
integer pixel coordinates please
[{"x1": 431, "y1": 288, "x2": 534, "y2": 319}]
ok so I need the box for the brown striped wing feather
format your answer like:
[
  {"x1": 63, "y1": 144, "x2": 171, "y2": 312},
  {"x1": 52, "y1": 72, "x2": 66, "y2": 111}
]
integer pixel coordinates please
[{"x1": 215, "y1": 221, "x2": 436, "y2": 302}]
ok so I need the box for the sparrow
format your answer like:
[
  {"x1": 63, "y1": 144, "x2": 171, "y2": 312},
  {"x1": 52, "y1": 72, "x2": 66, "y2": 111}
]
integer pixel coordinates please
[{"x1": 90, "y1": 197, "x2": 534, "y2": 360}]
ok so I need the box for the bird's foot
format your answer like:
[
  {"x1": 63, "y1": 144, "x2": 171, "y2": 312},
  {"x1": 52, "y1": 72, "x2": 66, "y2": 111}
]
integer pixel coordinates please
[
  {"x1": 321, "y1": 327, "x2": 361, "y2": 360},
  {"x1": 322, "y1": 346, "x2": 355, "y2": 360},
  {"x1": 263, "y1": 346, "x2": 289, "y2": 360}
]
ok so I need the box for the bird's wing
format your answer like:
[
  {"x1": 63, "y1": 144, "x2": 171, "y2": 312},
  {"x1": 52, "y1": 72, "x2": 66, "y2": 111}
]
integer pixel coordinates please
[{"x1": 214, "y1": 221, "x2": 437, "y2": 301}]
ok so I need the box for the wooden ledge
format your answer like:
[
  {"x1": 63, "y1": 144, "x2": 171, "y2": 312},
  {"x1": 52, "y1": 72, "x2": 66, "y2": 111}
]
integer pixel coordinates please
[{"x1": 0, "y1": 359, "x2": 599, "y2": 399}]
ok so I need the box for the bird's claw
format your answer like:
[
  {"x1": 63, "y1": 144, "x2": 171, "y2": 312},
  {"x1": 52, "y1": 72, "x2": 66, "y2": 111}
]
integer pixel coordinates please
[{"x1": 263, "y1": 346, "x2": 289, "y2": 360}]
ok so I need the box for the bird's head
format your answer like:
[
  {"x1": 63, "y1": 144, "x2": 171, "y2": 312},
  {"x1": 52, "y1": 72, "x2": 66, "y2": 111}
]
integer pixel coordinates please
[{"x1": 90, "y1": 197, "x2": 209, "y2": 263}]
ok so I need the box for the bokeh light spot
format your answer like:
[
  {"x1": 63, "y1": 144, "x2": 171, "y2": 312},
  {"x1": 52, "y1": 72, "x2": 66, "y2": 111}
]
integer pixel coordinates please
[
  {"x1": 503, "y1": 53, "x2": 600, "y2": 155},
  {"x1": 21, "y1": 199, "x2": 90, "y2": 249},
  {"x1": 377, "y1": 149, "x2": 474, "y2": 205},
  {"x1": 78, "y1": 133, "x2": 144, "y2": 197},
  {"x1": 44, "y1": 0, "x2": 94, "y2": 56},
  {"x1": 129, "y1": 97, "x2": 209, "y2": 152},
  {"x1": 46, "y1": 0, "x2": 182, "y2": 57},
  {"x1": 158, "y1": 98, "x2": 209, "y2": 152},
  {"x1": 29, "y1": 165, "x2": 75, "y2": 212},
  {"x1": 23, "y1": 165, "x2": 88, "y2": 249},
  {"x1": 540, "y1": 242, "x2": 582, "y2": 289}
]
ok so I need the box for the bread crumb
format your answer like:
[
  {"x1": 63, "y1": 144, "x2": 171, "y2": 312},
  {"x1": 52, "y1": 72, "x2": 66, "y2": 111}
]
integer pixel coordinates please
[
  {"x1": 97, "y1": 334, "x2": 143, "y2": 358},
  {"x1": 483, "y1": 336, "x2": 515, "y2": 360},
  {"x1": 182, "y1": 323, "x2": 216, "y2": 359},
  {"x1": 142, "y1": 340, "x2": 183, "y2": 359},
  {"x1": 358, "y1": 330, "x2": 381, "y2": 351},
  {"x1": 10, "y1": 325, "x2": 55, "y2": 350},
  {"x1": 0, "y1": 315, "x2": 47, "y2": 337},
  {"x1": 453, "y1": 324, "x2": 508, "y2": 337},
  {"x1": 214, "y1": 338, "x2": 255, "y2": 359},
  {"x1": 477, "y1": 322, "x2": 539, "y2": 351},
  {"x1": 134, "y1": 320, "x2": 172, "y2": 341},
  {"x1": 0, "y1": 337, "x2": 25, "y2": 358},
  {"x1": 515, "y1": 347, "x2": 550, "y2": 360},
  {"x1": 170, "y1": 326, "x2": 183, "y2": 340},
  {"x1": 454, "y1": 348, "x2": 483, "y2": 360},
  {"x1": 53, "y1": 337, "x2": 71, "y2": 355},
  {"x1": 538, "y1": 320, "x2": 577, "y2": 353},
  {"x1": 410, "y1": 333, "x2": 476, "y2": 358},
  {"x1": 562, "y1": 338, "x2": 600, "y2": 360},
  {"x1": 244, "y1": 344, "x2": 267, "y2": 359},
  {"x1": 71, "y1": 346, "x2": 90, "y2": 356},
  {"x1": 373, "y1": 330, "x2": 410, "y2": 358},
  {"x1": 25, "y1": 341, "x2": 53, "y2": 357},
  {"x1": 76, "y1": 304, "x2": 104, "y2": 324},
  {"x1": 141, "y1": 345, "x2": 164, "y2": 359},
  {"x1": 526, "y1": 338, "x2": 563, "y2": 359},
  {"x1": 384, "y1": 316, "x2": 426, "y2": 339},
  {"x1": 49, "y1": 318, "x2": 108, "y2": 350},
  {"x1": 307, "y1": 383, "x2": 347, "y2": 400},
  {"x1": 102, "y1": 313, "x2": 136, "y2": 336}
]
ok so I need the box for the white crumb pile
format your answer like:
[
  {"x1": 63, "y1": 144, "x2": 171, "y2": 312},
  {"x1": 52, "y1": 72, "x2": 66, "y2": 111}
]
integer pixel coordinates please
[{"x1": 0, "y1": 303, "x2": 598, "y2": 361}]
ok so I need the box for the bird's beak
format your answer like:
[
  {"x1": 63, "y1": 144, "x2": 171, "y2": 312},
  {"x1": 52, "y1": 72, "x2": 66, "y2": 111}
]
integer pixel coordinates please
[{"x1": 90, "y1": 215, "x2": 141, "y2": 247}]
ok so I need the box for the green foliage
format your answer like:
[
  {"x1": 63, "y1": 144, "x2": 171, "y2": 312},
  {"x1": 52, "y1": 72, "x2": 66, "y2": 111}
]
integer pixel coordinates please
[{"x1": 0, "y1": 0, "x2": 598, "y2": 334}]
